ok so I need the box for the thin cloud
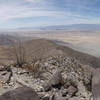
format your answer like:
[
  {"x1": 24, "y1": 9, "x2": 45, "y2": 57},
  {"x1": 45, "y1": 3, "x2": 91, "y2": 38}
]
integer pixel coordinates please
[
  {"x1": 0, "y1": 1, "x2": 88, "y2": 22},
  {"x1": 0, "y1": 0, "x2": 100, "y2": 28},
  {"x1": 26, "y1": 0, "x2": 45, "y2": 3},
  {"x1": 65, "y1": 0, "x2": 100, "y2": 12}
]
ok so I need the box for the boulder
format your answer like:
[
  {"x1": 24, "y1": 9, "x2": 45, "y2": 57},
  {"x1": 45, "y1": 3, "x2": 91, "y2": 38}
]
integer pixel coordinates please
[
  {"x1": 66, "y1": 86, "x2": 78, "y2": 97},
  {"x1": 64, "y1": 82, "x2": 71, "y2": 89},
  {"x1": 0, "y1": 86, "x2": 40, "y2": 100},
  {"x1": 92, "y1": 68, "x2": 100, "y2": 100},
  {"x1": 50, "y1": 69, "x2": 63, "y2": 87},
  {"x1": 0, "y1": 66, "x2": 12, "y2": 72},
  {"x1": 55, "y1": 95, "x2": 68, "y2": 100},
  {"x1": 69, "y1": 97, "x2": 85, "y2": 100},
  {"x1": 43, "y1": 69, "x2": 63, "y2": 91},
  {"x1": 0, "y1": 71, "x2": 12, "y2": 84},
  {"x1": 0, "y1": 66, "x2": 12, "y2": 84},
  {"x1": 0, "y1": 66, "x2": 4, "y2": 71}
]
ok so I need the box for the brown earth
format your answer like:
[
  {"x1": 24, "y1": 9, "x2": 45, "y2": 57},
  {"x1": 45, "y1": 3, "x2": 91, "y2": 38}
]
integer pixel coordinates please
[
  {"x1": 0, "y1": 39, "x2": 100, "y2": 68},
  {"x1": 23, "y1": 39, "x2": 100, "y2": 68}
]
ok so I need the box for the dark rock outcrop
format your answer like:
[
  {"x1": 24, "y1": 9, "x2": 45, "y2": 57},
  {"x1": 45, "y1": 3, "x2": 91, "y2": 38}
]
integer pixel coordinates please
[
  {"x1": 0, "y1": 86, "x2": 40, "y2": 100},
  {"x1": 92, "y1": 68, "x2": 100, "y2": 100}
]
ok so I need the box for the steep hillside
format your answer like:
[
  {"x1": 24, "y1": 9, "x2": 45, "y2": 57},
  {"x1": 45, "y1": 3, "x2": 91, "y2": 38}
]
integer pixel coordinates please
[
  {"x1": 0, "y1": 34, "x2": 17, "y2": 45},
  {"x1": 57, "y1": 46, "x2": 100, "y2": 68},
  {"x1": 24, "y1": 39, "x2": 61, "y2": 60},
  {"x1": 0, "y1": 38, "x2": 99, "y2": 67},
  {"x1": 23, "y1": 39, "x2": 100, "y2": 68},
  {"x1": 0, "y1": 34, "x2": 31, "y2": 46},
  {"x1": 0, "y1": 39, "x2": 99, "y2": 100}
]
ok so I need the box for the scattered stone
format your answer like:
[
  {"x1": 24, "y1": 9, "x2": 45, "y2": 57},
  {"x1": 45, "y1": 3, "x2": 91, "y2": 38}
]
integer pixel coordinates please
[
  {"x1": 43, "y1": 96, "x2": 50, "y2": 100},
  {"x1": 0, "y1": 66, "x2": 5, "y2": 71},
  {"x1": 43, "y1": 69, "x2": 63, "y2": 92},
  {"x1": 66, "y1": 86, "x2": 78, "y2": 97},
  {"x1": 0, "y1": 66, "x2": 12, "y2": 84},
  {"x1": 0, "y1": 55, "x2": 93, "y2": 100},
  {"x1": 64, "y1": 82, "x2": 71, "y2": 89},
  {"x1": 61, "y1": 89, "x2": 67, "y2": 97},
  {"x1": 50, "y1": 69, "x2": 63, "y2": 87},
  {"x1": 55, "y1": 96, "x2": 68, "y2": 100},
  {"x1": 69, "y1": 97, "x2": 84, "y2": 100}
]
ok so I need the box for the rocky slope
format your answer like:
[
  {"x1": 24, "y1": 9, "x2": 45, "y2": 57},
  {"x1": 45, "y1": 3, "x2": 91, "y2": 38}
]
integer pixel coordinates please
[
  {"x1": 0, "y1": 39, "x2": 100, "y2": 67},
  {"x1": 23, "y1": 39, "x2": 100, "y2": 68},
  {"x1": 0, "y1": 55, "x2": 94, "y2": 100},
  {"x1": 0, "y1": 39, "x2": 99, "y2": 100}
]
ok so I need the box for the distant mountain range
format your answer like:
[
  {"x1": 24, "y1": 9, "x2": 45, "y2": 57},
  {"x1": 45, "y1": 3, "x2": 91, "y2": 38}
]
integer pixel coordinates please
[{"x1": 19, "y1": 24, "x2": 100, "y2": 31}]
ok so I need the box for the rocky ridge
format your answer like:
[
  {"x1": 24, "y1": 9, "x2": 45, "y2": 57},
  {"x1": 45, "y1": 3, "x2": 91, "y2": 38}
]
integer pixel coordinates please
[{"x1": 0, "y1": 55, "x2": 93, "y2": 100}]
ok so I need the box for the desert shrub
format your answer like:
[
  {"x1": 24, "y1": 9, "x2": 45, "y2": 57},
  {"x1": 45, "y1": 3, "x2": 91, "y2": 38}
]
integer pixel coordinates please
[
  {"x1": 22, "y1": 56, "x2": 42, "y2": 78},
  {"x1": 7, "y1": 39, "x2": 26, "y2": 67}
]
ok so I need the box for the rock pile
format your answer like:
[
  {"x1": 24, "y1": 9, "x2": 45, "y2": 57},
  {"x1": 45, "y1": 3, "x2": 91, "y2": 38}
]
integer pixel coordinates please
[
  {"x1": 38, "y1": 56, "x2": 93, "y2": 100},
  {"x1": 0, "y1": 65, "x2": 12, "y2": 85},
  {"x1": 0, "y1": 55, "x2": 93, "y2": 100}
]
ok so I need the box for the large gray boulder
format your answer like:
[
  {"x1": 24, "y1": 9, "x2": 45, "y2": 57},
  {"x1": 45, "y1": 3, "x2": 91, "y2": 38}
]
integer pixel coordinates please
[
  {"x1": 43, "y1": 69, "x2": 63, "y2": 91},
  {"x1": 66, "y1": 86, "x2": 78, "y2": 97},
  {"x1": 0, "y1": 86, "x2": 40, "y2": 100},
  {"x1": 0, "y1": 66, "x2": 12, "y2": 84},
  {"x1": 92, "y1": 68, "x2": 100, "y2": 100}
]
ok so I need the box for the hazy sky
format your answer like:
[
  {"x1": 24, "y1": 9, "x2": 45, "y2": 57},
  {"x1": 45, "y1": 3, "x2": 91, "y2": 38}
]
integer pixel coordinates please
[{"x1": 0, "y1": 0, "x2": 100, "y2": 28}]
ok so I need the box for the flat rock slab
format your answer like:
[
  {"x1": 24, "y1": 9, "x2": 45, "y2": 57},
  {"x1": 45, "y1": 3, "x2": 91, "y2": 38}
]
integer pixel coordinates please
[
  {"x1": 92, "y1": 68, "x2": 100, "y2": 100},
  {"x1": 0, "y1": 86, "x2": 40, "y2": 100}
]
